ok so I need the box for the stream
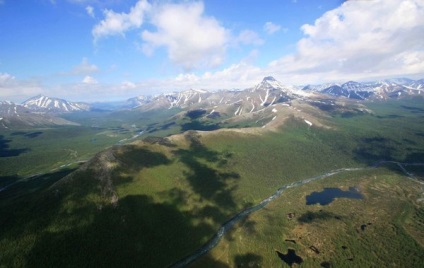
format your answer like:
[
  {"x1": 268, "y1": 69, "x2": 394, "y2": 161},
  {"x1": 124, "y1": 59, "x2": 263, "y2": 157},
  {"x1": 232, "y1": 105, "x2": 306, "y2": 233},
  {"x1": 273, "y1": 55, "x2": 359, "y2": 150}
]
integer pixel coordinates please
[
  {"x1": 170, "y1": 162, "x2": 424, "y2": 267},
  {"x1": 1, "y1": 159, "x2": 422, "y2": 266}
]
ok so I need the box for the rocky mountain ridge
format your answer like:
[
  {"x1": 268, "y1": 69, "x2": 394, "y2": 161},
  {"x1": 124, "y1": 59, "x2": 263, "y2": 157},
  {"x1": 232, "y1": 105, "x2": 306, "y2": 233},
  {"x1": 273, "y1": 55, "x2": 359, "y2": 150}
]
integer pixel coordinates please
[
  {"x1": 1, "y1": 76, "x2": 422, "y2": 129},
  {"x1": 22, "y1": 95, "x2": 90, "y2": 113}
]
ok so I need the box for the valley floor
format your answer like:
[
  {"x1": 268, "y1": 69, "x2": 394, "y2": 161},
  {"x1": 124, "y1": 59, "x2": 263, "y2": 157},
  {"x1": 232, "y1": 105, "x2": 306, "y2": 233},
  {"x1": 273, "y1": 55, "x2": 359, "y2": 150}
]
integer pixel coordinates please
[{"x1": 1, "y1": 99, "x2": 424, "y2": 267}]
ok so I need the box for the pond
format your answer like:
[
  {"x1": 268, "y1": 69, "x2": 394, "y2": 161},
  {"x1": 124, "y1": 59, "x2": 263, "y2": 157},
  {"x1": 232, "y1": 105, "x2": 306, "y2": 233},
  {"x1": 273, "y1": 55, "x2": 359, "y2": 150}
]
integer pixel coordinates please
[
  {"x1": 306, "y1": 187, "x2": 363, "y2": 205},
  {"x1": 276, "y1": 249, "x2": 303, "y2": 267}
]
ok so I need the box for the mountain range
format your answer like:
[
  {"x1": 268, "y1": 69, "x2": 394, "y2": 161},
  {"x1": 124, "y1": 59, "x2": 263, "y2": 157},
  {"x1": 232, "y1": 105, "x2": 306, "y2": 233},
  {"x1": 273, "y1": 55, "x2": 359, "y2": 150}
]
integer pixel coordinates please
[
  {"x1": 22, "y1": 95, "x2": 90, "y2": 113},
  {"x1": 1, "y1": 76, "x2": 424, "y2": 267},
  {"x1": 0, "y1": 100, "x2": 78, "y2": 129},
  {"x1": 1, "y1": 76, "x2": 423, "y2": 129}
]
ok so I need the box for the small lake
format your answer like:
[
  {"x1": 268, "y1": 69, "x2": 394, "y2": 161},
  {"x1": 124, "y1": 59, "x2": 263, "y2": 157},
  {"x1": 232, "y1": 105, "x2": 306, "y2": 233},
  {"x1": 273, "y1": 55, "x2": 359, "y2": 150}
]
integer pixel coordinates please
[
  {"x1": 276, "y1": 249, "x2": 303, "y2": 266},
  {"x1": 306, "y1": 187, "x2": 363, "y2": 205}
]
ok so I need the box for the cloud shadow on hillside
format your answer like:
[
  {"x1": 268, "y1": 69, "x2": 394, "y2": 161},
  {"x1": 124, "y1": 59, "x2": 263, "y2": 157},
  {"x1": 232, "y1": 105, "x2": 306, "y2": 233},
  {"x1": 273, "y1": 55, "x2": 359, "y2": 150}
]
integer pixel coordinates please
[
  {"x1": 173, "y1": 131, "x2": 240, "y2": 213},
  {"x1": 234, "y1": 253, "x2": 263, "y2": 267},
  {"x1": 25, "y1": 194, "x2": 217, "y2": 267},
  {"x1": 298, "y1": 210, "x2": 341, "y2": 224},
  {"x1": 3, "y1": 134, "x2": 244, "y2": 267},
  {"x1": 0, "y1": 135, "x2": 30, "y2": 157}
]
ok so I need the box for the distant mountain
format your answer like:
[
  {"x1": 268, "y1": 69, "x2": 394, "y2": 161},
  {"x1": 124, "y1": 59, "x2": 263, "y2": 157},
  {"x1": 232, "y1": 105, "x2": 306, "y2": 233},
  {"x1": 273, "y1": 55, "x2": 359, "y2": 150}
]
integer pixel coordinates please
[
  {"x1": 126, "y1": 95, "x2": 152, "y2": 108},
  {"x1": 0, "y1": 101, "x2": 78, "y2": 129},
  {"x1": 304, "y1": 78, "x2": 424, "y2": 100},
  {"x1": 22, "y1": 95, "x2": 90, "y2": 113},
  {"x1": 409, "y1": 79, "x2": 424, "y2": 90},
  {"x1": 165, "y1": 89, "x2": 210, "y2": 108},
  {"x1": 133, "y1": 89, "x2": 211, "y2": 111},
  {"x1": 137, "y1": 75, "x2": 424, "y2": 114},
  {"x1": 11, "y1": 76, "x2": 424, "y2": 118},
  {"x1": 367, "y1": 79, "x2": 424, "y2": 99},
  {"x1": 320, "y1": 81, "x2": 374, "y2": 100},
  {"x1": 251, "y1": 76, "x2": 284, "y2": 91},
  {"x1": 0, "y1": 101, "x2": 28, "y2": 116},
  {"x1": 132, "y1": 77, "x2": 319, "y2": 118},
  {"x1": 383, "y1": 77, "x2": 415, "y2": 85},
  {"x1": 89, "y1": 100, "x2": 129, "y2": 111},
  {"x1": 302, "y1": 83, "x2": 338, "y2": 91}
]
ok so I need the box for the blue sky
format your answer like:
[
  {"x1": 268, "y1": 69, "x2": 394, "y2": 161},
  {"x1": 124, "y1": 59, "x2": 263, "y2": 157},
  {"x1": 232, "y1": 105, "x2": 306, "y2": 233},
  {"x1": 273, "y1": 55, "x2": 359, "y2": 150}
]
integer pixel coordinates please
[{"x1": 0, "y1": 0, "x2": 423, "y2": 102}]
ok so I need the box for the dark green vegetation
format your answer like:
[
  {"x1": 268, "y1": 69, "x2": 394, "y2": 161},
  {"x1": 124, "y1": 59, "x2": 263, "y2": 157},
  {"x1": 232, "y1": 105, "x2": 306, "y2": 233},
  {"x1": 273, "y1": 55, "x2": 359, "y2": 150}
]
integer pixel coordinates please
[
  {"x1": 195, "y1": 168, "x2": 424, "y2": 267},
  {"x1": 1, "y1": 99, "x2": 424, "y2": 267},
  {"x1": 0, "y1": 108, "x2": 185, "y2": 178},
  {"x1": 0, "y1": 106, "x2": 261, "y2": 179}
]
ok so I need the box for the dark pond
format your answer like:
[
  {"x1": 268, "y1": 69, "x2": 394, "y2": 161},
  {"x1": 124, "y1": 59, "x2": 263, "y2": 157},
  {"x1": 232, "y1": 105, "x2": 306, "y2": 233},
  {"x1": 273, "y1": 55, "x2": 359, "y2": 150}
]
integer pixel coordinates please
[
  {"x1": 276, "y1": 249, "x2": 303, "y2": 267},
  {"x1": 321, "y1": 261, "x2": 331, "y2": 268},
  {"x1": 361, "y1": 222, "x2": 372, "y2": 231},
  {"x1": 306, "y1": 187, "x2": 363, "y2": 205}
]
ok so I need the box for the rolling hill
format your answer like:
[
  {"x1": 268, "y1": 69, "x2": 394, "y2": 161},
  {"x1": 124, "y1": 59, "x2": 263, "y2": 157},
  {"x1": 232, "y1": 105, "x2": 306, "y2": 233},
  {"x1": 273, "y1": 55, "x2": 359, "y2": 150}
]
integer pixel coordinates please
[
  {"x1": 0, "y1": 76, "x2": 423, "y2": 267},
  {"x1": 1, "y1": 95, "x2": 424, "y2": 267}
]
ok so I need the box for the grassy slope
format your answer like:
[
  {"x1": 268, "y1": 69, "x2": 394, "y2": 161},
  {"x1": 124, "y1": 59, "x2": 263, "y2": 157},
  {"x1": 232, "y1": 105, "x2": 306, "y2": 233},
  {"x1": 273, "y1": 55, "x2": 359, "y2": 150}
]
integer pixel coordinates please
[
  {"x1": 193, "y1": 168, "x2": 424, "y2": 267},
  {"x1": 0, "y1": 127, "x2": 122, "y2": 177},
  {"x1": 0, "y1": 109, "x2": 182, "y2": 179},
  {"x1": 0, "y1": 99, "x2": 423, "y2": 267},
  {"x1": 192, "y1": 98, "x2": 424, "y2": 267}
]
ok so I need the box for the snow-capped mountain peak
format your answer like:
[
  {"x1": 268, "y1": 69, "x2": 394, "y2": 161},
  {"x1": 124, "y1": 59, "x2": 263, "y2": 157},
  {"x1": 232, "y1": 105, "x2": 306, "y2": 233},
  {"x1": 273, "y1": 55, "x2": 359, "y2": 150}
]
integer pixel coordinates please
[
  {"x1": 0, "y1": 101, "x2": 25, "y2": 116},
  {"x1": 341, "y1": 81, "x2": 362, "y2": 90},
  {"x1": 0, "y1": 100, "x2": 78, "y2": 129},
  {"x1": 309, "y1": 77, "x2": 424, "y2": 100},
  {"x1": 23, "y1": 95, "x2": 90, "y2": 113},
  {"x1": 253, "y1": 76, "x2": 284, "y2": 91},
  {"x1": 126, "y1": 95, "x2": 152, "y2": 108},
  {"x1": 251, "y1": 76, "x2": 312, "y2": 99}
]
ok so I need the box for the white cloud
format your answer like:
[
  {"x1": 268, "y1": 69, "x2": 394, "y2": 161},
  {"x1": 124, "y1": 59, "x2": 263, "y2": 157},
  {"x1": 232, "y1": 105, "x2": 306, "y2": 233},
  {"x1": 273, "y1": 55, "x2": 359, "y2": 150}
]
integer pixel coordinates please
[
  {"x1": 0, "y1": 73, "x2": 45, "y2": 102},
  {"x1": 141, "y1": 1, "x2": 229, "y2": 70},
  {"x1": 243, "y1": 49, "x2": 260, "y2": 64},
  {"x1": 0, "y1": 73, "x2": 15, "y2": 84},
  {"x1": 121, "y1": 81, "x2": 136, "y2": 89},
  {"x1": 264, "y1": 22, "x2": 281, "y2": 35},
  {"x1": 236, "y1": 30, "x2": 264, "y2": 46},
  {"x1": 0, "y1": 74, "x2": 140, "y2": 102},
  {"x1": 70, "y1": 58, "x2": 99, "y2": 75},
  {"x1": 267, "y1": 0, "x2": 424, "y2": 83},
  {"x1": 48, "y1": 80, "x2": 147, "y2": 102},
  {"x1": 92, "y1": 0, "x2": 150, "y2": 41},
  {"x1": 6, "y1": 0, "x2": 423, "y2": 103},
  {"x1": 82, "y1": 75, "x2": 98, "y2": 84},
  {"x1": 150, "y1": 0, "x2": 424, "y2": 89},
  {"x1": 92, "y1": 1, "x2": 269, "y2": 72},
  {"x1": 140, "y1": 62, "x2": 264, "y2": 92},
  {"x1": 86, "y1": 5, "x2": 95, "y2": 18}
]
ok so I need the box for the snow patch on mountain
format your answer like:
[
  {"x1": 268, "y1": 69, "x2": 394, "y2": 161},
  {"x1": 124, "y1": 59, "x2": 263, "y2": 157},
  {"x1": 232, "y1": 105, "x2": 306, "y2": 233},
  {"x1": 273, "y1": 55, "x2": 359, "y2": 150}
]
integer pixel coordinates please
[{"x1": 23, "y1": 95, "x2": 90, "y2": 113}]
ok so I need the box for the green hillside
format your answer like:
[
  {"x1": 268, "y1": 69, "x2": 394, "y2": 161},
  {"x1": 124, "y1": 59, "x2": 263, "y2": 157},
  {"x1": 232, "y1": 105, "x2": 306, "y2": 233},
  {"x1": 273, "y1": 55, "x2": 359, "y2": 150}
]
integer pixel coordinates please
[{"x1": 1, "y1": 99, "x2": 423, "y2": 267}]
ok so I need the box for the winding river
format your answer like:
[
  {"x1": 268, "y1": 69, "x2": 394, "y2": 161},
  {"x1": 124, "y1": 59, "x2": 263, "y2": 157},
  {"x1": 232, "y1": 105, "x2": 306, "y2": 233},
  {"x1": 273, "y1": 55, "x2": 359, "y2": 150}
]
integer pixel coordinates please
[
  {"x1": 1, "y1": 159, "x2": 422, "y2": 266},
  {"x1": 170, "y1": 162, "x2": 424, "y2": 267}
]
